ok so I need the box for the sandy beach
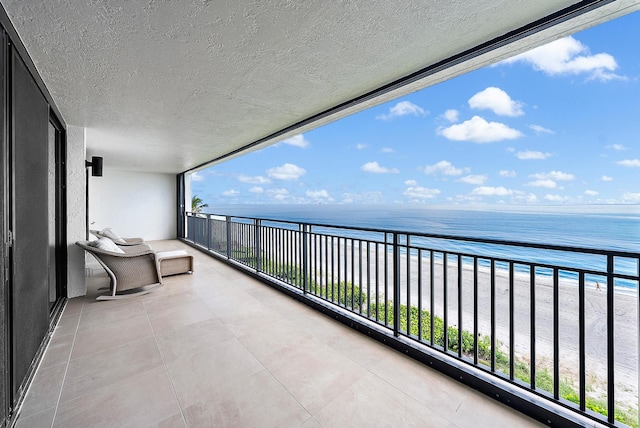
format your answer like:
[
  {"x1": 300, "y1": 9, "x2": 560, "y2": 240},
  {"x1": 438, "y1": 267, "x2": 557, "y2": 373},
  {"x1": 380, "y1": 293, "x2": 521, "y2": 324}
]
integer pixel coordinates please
[{"x1": 301, "y1": 237, "x2": 639, "y2": 407}]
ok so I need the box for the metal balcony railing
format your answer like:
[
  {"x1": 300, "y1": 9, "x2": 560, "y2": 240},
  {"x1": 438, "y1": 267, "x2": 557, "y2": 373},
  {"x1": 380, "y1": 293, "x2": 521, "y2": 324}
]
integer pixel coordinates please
[{"x1": 183, "y1": 212, "x2": 639, "y2": 428}]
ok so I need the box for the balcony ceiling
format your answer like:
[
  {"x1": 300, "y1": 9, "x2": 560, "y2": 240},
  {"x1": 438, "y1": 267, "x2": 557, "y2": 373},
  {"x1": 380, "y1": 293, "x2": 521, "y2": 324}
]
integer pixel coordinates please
[{"x1": 2, "y1": 0, "x2": 637, "y2": 173}]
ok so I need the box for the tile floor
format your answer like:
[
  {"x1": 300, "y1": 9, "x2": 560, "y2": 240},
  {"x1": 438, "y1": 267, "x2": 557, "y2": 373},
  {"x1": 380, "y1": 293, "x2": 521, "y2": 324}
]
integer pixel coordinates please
[{"x1": 15, "y1": 240, "x2": 544, "y2": 427}]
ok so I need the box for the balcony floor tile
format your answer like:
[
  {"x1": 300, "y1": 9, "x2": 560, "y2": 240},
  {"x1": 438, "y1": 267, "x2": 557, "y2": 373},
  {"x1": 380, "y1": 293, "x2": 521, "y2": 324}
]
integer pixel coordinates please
[{"x1": 16, "y1": 240, "x2": 545, "y2": 427}]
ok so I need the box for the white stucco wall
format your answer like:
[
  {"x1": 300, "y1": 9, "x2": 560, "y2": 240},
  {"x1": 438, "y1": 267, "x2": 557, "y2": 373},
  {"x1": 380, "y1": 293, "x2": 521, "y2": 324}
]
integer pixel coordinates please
[
  {"x1": 66, "y1": 125, "x2": 87, "y2": 298},
  {"x1": 89, "y1": 168, "x2": 176, "y2": 241}
]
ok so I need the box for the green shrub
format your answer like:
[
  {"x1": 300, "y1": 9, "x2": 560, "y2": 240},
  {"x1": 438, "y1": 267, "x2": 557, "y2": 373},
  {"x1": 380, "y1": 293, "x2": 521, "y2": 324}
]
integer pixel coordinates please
[{"x1": 317, "y1": 281, "x2": 367, "y2": 311}]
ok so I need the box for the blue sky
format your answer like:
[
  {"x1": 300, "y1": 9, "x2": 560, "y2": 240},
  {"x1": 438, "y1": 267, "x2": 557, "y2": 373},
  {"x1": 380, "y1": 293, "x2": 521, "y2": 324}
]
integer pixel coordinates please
[{"x1": 192, "y1": 12, "x2": 640, "y2": 209}]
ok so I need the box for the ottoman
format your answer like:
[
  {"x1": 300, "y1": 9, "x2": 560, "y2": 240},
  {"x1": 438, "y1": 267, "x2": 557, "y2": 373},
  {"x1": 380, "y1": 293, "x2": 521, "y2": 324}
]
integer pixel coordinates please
[{"x1": 156, "y1": 250, "x2": 194, "y2": 277}]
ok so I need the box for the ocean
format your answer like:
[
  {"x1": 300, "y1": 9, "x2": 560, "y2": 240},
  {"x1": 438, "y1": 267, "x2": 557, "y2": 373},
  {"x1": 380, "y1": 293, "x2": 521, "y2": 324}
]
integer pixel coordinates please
[{"x1": 208, "y1": 204, "x2": 640, "y2": 289}]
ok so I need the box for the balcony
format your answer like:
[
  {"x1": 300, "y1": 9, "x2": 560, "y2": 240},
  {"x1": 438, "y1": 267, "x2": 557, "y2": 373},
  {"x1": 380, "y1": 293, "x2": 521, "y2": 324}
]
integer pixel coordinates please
[
  {"x1": 15, "y1": 239, "x2": 543, "y2": 427},
  {"x1": 182, "y1": 213, "x2": 639, "y2": 427}
]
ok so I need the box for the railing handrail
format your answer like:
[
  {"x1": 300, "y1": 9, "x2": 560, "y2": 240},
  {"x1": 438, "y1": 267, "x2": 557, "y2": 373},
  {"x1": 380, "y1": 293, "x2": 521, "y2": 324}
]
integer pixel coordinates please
[{"x1": 185, "y1": 211, "x2": 640, "y2": 259}]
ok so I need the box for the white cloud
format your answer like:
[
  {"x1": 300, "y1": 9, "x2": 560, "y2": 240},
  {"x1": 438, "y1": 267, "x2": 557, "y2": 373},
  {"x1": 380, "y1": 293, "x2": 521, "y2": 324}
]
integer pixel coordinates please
[
  {"x1": 361, "y1": 161, "x2": 399, "y2": 174},
  {"x1": 403, "y1": 186, "x2": 441, "y2": 199},
  {"x1": 468, "y1": 87, "x2": 524, "y2": 116},
  {"x1": 499, "y1": 36, "x2": 622, "y2": 82},
  {"x1": 404, "y1": 180, "x2": 418, "y2": 186},
  {"x1": 499, "y1": 170, "x2": 516, "y2": 177},
  {"x1": 585, "y1": 190, "x2": 599, "y2": 196},
  {"x1": 266, "y1": 163, "x2": 306, "y2": 180},
  {"x1": 249, "y1": 187, "x2": 263, "y2": 194},
  {"x1": 238, "y1": 174, "x2": 271, "y2": 184},
  {"x1": 544, "y1": 194, "x2": 569, "y2": 202},
  {"x1": 530, "y1": 171, "x2": 574, "y2": 181},
  {"x1": 528, "y1": 179, "x2": 557, "y2": 188},
  {"x1": 280, "y1": 134, "x2": 310, "y2": 148},
  {"x1": 267, "y1": 188, "x2": 290, "y2": 201},
  {"x1": 471, "y1": 186, "x2": 513, "y2": 196},
  {"x1": 622, "y1": 192, "x2": 640, "y2": 203},
  {"x1": 458, "y1": 174, "x2": 488, "y2": 185},
  {"x1": 607, "y1": 144, "x2": 626, "y2": 151},
  {"x1": 617, "y1": 159, "x2": 640, "y2": 167},
  {"x1": 377, "y1": 101, "x2": 427, "y2": 120},
  {"x1": 601, "y1": 175, "x2": 613, "y2": 182},
  {"x1": 306, "y1": 189, "x2": 333, "y2": 201},
  {"x1": 424, "y1": 160, "x2": 463, "y2": 176},
  {"x1": 529, "y1": 124, "x2": 555, "y2": 134},
  {"x1": 437, "y1": 116, "x2": 523, "y2": 143},
  {"x1": 222, "y1": 190, "x2": 239, "y2": 197},
  {"x1": 356, "y1": 143, "x2": 367, "y2": 150},
  {"x1": 381, "y1": 147, "x2": 395, "y2": 153},
  {"x1": 516, "y1": 150, "x2": 552, "y2": 160},
  {"x1": 443, "y1": 109, "x2": 459, "y2": 123},
  {"x1": 190, "y1": 172, "x2": 205, "y2": 182},
  {"x1": 513, "y1": 193, "x2": 538, "y2": 203}
]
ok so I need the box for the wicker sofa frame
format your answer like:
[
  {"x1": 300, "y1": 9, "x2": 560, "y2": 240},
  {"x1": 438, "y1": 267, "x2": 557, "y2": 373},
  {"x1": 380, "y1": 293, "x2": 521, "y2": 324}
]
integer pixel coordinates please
[{"x1": 76, "y1": 241, "x2": 163, "y2": 300}]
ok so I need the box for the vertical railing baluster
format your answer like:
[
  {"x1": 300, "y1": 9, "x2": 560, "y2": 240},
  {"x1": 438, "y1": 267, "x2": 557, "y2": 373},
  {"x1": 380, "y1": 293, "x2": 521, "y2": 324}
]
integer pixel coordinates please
[
  {"x1": 418, "y1": 249, "x2": 423, "y2": 341},
  {"x1": 530, "y1": 266, "x2": 536, "y2": 389},
  {"x1": 393, "y1": 233, "x2": 400, "y2": 337},
  {"x1": 351, "y1": 238, "x2": 355, "y2": 309},
  {"x1": 302, "y1": 224, "x2": 308, "y2": 293},
  {"x1": 606, "y1": 255, "x2": 615, "y2": 424},
  {"x1": 288, "y1": 229, "x2": 292, "y2": 283},
  {"x1": 375, "y1": 243, "x2": 379, "y2": 321},
  {"x1": 444, "y1": 253, "x2": 448, "y2": 352},
  {"x1": 256, "y1": 220, "x2": 262, "y2": 272},
  {"x1": 337, "y1": 237, "x2": 342, "y2": 306},
  {"x1": 385, "y1": 235, "x2": 389, "y2": 326},
  {"x1": 331, "y1": 236, "x2": 335, "y2": 302},
  {"x1": 313, "y1": 233, "x2": 318, "y2": 294},
  {"x1": 491, "y1": 259, "x2": 496, "y2": 372},
  {"x1": 325, "y1": 236, "x2": 329, "y2": 300},
  {"x1": 509, "y1": 262, "x2": 514, "y2": 380},
  {"x1": 366, "y1": 241, "x2": 371, "y2": 316},
  {"x1": 225, "y1": 216, "x2": 231, "y2": 259},
  {"x1": 430, "y1": 250, "x2": 435, "y2": 346},
  {"x1": 359, "y1": 240, "x2": 363, "y2": 315},
  {"x1": 553, "y1": 267, "x2": 559, "y2": 400},
  {"x1": 458, "y1": 254, "x2": 463, "y2": 358},
  {"x1": 473, "y1": 257, "x2": 478, "y2": 365},
  {"x1": 205, "y1": 215, "x2": 211, "y2": 250},
  {"x1": 407, "y1": 237, "x2": 411, "y2": 336},
  {"x1": 579, "y1": 271, "x2": 586, "y2": 411}
]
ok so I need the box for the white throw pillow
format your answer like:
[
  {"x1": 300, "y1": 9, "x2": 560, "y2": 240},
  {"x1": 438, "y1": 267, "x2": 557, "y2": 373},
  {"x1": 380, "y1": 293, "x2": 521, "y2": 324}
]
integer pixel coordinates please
[
  {"x1": 88, "y1": 237, "x2": 125, "y2": 254},
  {"x1": 100, "y1": 227, "x2": 126, "y2": 244}
]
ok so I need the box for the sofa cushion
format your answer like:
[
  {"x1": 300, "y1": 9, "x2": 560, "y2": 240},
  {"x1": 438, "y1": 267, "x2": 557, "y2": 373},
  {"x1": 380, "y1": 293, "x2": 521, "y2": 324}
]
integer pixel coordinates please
[
  {"x1": 100, "y1": 227, "x2": 126, "y2": 244},
  {"x1": 88, "y1": 237, "x2": 125, "y2": 254}
]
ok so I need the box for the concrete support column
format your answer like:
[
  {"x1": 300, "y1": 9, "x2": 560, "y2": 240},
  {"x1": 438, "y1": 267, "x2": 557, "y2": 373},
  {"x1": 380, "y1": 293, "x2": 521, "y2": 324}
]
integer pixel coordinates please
[{"x1": 66, "y1": 125, "x2": 87, "y2": 297}]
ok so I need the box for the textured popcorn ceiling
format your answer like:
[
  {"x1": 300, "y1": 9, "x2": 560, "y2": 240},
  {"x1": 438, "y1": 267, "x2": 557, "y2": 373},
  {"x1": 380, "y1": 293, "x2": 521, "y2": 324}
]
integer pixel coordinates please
[{"x1": 3, "y1": 0, "x2": 638, "y2": 173}]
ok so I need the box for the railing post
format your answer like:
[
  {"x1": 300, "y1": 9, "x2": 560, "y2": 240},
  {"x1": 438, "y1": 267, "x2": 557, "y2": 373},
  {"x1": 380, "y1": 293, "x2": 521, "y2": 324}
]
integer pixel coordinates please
[
  {"x1": 205, "y1": 214, "x2": 211, "y2": 250},
  {"x1": 606, "y1": 254, "x2": 615, "y2": 424},
  {"x1": 226, "y1": 216, "x2": 232, "y2": 259},
  {"x1": 255, "y1": 219, "x2": 262, "y2": 273},
  {"x1": 393, "y1": 232, "x2": 400, "y2": 337},
  {"x1": 301, "y1": 224, "x2": 308, "y2": 294}
]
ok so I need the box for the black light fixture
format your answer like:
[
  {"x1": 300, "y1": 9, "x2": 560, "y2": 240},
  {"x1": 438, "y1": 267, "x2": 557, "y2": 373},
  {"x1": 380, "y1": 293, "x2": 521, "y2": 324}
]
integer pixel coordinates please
[
  {"x1": 85, "y1": 156, "x2": 103, "y2": 177},
  {"x1": 85, "y1": 156, "x2": 104, "y2": 239}
]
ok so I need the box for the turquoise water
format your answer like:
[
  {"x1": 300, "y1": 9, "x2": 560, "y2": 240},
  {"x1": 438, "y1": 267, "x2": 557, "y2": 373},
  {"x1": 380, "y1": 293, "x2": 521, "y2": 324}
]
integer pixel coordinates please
[{"x1": 208, "y1": 204, "x2": 640, "y2": 288}]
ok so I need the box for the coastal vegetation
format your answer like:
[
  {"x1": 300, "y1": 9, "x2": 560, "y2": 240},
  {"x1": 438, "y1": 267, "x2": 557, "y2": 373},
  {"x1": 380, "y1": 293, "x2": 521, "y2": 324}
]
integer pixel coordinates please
[{"x1": 191, "y1": 195, "x2": 209, "y2": 213}]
